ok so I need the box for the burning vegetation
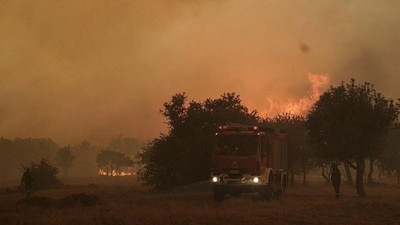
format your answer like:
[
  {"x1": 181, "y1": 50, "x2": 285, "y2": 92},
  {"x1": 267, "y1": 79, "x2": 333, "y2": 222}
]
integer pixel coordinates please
[
  {"x1": 261, "y1": 73, "x2": 330, "y2": 117},
  {"x1": 98, "y1": 168, "x2": 135, "y2": 177},
  {"x1": 96, "y1": 150, "x2": 134, "y2": 177}
]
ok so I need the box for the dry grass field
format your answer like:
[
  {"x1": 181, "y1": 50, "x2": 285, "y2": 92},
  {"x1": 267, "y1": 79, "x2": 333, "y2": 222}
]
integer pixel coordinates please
[{"x1": 1, "y1": 178, "x2": 400, "y2": 225}]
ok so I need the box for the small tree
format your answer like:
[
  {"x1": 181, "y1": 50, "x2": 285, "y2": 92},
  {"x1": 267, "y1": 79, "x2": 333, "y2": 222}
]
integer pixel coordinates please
[
  {"x1": 96, "y1": 150, "x2": 134, "y2": 176},
  {"x1": 306, "y1": 79, "x2": 399, "y2": 197},
  {"x1": 21, "y1": 158, "x2": 63, "y2": 190},
  {"x1": 55, "y1": 146, "x2": 75, "y2": 178}
]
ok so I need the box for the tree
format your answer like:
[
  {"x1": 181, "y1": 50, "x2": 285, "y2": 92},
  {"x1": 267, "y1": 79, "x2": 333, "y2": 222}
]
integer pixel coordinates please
[
  {"x1": 343, "y1": 162, "x2": 354, "y2": 186},
  {"x1": 21, "y1": 158, "x2": 63, "y2": 190},
  {"x1": 366, "y1": 159, "x2": 376, "y2": 184},
  {"x1": 137, "y1": 92, "x2": 259, "y2": 190},
  {"x1": 319, "y1": 162, "x2": 331, "y2": 184},
  {"x1": 108, "y1": 136, "x2": 145, "y2": 160},
  {"x1": 306, "y1": 79, "x2": 399, "y2": 197},
  {"x1": 69, "y1": 140, "x2": 99, "y2": 177},
  {"x1": 55, "y1": 145, "x2": 75, "y2": 178},
  {"x1": 96, "y1": 150, "x2": 134, "y2": 176},
  {"x1": 137, "y1": 135, "x2": 180, "y2": 189}
]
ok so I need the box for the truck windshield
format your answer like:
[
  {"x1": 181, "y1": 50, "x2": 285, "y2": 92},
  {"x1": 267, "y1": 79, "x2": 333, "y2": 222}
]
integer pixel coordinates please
[{"x1": 216, "y1": 135, "x2": 258, "y2": 155}]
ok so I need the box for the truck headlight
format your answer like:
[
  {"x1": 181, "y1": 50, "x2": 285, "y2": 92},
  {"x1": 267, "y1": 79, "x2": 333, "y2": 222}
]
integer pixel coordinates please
[
  {"x1": 212, "y1": 176, "x2": 219, "y2": 182},
  {"x1": 253, "y1": 177, "x2": 259, "y2": 183}
]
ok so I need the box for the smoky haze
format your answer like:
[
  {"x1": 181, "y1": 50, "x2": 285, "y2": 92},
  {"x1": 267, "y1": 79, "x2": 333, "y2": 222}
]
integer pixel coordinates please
[{"x1": 1, "y1": 0, "x2": 400, "y2": 145}]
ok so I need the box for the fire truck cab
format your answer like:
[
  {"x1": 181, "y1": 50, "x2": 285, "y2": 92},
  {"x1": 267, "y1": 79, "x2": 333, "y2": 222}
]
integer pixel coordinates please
[{"x1": 211, "y1": 124, "x2": 288, "y2": 201}]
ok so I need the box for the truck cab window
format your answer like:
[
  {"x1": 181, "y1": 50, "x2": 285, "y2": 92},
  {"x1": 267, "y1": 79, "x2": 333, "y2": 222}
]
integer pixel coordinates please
[{"x1": 216, "y1": 135, "x2": 258, "y2": 155}]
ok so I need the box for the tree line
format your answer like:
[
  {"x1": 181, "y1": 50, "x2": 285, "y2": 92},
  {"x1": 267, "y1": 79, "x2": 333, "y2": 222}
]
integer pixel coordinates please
[
  {"x1": 137, "y1": 79, "x2": 400, "y2": 197},
  {"x1": 0, "y1": 136, "x2": 144, "y2": 187},
  {"x1": 1, "y1": 79, "x2": 399, "y2": 197}
]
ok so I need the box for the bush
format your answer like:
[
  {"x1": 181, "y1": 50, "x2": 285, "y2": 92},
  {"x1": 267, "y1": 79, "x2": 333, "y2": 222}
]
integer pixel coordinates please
[{"x1": 21, "y1": 158, "x2": 63, "y2": 190}]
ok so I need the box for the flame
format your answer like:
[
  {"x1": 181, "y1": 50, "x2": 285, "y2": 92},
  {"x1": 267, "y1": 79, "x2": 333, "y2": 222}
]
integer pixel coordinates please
[
  {"x1": 98, "y1": 169, "x2": 136, "y2": 176},
  {"x1": 261, "y1": 73, "x2": 330, "y2": 117}
]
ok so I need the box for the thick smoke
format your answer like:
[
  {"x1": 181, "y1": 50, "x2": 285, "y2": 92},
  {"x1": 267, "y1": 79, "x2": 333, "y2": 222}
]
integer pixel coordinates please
[{"x1": 1, "y1": 0, "x2": 400, "y2": 144}]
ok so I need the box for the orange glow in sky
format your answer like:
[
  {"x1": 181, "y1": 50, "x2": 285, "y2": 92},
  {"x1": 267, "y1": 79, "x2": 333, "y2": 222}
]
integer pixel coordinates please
[
  {"x1": 259, "y1": 74, "x2": 330, "y2": 117},
  {"x1": 1, "y1": 1, "x2": 399, "y2": 144}
]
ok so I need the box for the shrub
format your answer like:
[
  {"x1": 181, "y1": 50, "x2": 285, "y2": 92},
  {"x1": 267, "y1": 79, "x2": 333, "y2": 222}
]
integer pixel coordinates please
[{"x1": 21, "y1": 158, "x2": 63, "y2": 190}]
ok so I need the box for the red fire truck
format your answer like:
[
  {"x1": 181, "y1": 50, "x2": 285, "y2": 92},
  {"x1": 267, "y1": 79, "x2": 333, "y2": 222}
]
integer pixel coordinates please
[{"x1": 211, "y1": 124, "x2": 288, "y2": 201}]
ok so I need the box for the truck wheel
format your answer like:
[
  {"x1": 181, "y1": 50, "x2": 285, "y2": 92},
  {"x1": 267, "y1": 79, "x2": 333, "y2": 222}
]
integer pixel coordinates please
[
  {"x1": 282, "y1": 176, "x2": 287, "y2": 194},
  {"x1": 260, "y1": 172, "x2": 274, "y2": 200},
  {"x1": 213, "y1": 189, "x2": 224, "y2": 201},
  {"x1": 275, "y1": 175, "x2": 287, "y2": 199}
]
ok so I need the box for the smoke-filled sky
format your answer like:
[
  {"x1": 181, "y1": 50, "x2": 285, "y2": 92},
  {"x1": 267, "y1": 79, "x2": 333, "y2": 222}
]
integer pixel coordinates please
[{"x1": 1, "y1": 0, "x2": 400, "y2": 144}]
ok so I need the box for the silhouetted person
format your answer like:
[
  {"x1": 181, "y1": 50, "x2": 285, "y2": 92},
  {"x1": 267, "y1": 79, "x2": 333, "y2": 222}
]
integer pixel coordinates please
[
  {"x1": 330, "y1": 163, "x2": 341, "y2": 198},
  {"x1": 21, "y1": 168, "x2": 34, "y2": 198}
]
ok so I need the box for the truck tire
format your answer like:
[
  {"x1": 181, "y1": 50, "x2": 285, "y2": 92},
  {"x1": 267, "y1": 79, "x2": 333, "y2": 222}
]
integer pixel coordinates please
[
  {"x1": 260, "y1": 172, "x2": 274, "y2": 200},
  {"x1": 275, "y1": 175, "x2": 286, "y2": 199},
  {"x1": 282, "y1": 175, "x2": 287, "y2": 194}
]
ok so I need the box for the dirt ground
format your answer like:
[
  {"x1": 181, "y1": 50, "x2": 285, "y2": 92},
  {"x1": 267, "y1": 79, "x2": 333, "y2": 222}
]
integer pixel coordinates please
[{"x1": 1, "y1": 179, "x2": 400, "y2": 225}]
